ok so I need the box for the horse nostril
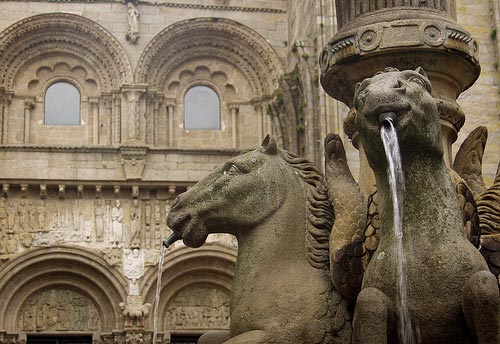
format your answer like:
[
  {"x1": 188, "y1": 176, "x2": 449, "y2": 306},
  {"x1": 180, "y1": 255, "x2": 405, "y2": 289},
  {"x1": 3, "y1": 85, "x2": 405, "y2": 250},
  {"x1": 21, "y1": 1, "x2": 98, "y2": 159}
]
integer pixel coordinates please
[{"x1": 396, "y1": 79, "x2": 404, "y2": 89}]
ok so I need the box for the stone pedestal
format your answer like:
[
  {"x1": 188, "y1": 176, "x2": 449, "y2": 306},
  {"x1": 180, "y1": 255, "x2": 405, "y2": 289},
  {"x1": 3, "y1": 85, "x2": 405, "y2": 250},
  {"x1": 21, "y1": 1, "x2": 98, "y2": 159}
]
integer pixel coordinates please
[{"x1": 320, "y1": 1, "x2": 480, "y2": 166}]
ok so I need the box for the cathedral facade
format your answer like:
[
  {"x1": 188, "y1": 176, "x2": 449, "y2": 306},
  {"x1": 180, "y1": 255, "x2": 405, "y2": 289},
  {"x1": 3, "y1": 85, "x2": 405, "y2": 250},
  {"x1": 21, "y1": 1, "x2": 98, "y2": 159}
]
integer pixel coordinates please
[{"x1": 0, "y1": 1, "x2": 498, "y2": 343}]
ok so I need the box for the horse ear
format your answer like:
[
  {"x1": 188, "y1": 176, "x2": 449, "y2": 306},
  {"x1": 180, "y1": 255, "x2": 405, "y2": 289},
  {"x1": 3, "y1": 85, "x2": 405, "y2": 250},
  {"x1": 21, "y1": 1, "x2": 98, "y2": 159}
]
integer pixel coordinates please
[
  {"x1": 415, "y1": 66, "x2": 428, "y2": 78},
  {"x1": 261, "y1": 134, "x2": 278, "y2": 155}
]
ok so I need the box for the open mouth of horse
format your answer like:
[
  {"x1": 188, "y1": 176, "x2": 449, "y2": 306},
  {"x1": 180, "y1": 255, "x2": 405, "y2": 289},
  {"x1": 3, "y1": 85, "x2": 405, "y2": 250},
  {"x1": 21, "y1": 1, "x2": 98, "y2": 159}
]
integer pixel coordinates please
[
  {"x1": 172, "y1": 214, "x2": 192, "y2": 237},
  {"x1": 361, "y1": 102, "x2": 412, "y2": 131}
]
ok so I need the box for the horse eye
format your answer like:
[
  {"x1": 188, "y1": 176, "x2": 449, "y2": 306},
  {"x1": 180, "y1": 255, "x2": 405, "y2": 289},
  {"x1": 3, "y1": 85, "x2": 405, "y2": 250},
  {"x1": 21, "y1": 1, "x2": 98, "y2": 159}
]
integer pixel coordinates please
[
  {"x1": 409, "y1": 77, "x2": 429, "y2": 91},
  {"x1": 228, "y1": 165, "x2": 240, "y2": 175}
]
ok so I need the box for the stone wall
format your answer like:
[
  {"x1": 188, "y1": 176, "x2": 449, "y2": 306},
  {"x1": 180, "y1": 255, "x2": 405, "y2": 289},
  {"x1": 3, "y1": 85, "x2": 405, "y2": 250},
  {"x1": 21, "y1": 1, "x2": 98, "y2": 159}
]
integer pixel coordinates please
[{"x1": 456, "y1": 0, "x2": 500, "y2": 185}]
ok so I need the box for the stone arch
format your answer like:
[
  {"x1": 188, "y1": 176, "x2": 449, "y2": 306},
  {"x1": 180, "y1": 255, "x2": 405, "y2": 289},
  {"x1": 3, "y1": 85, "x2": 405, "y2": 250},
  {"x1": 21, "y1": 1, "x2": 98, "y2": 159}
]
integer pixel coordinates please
[
  {"x1": 0, "y1": 13, "x2": 133, "y2": 91},
  {"x1": 141, "y1": 244, "x2": 236, "y2": 333},
  {"x1": 136, "y1": 17, "x2": 283, "y2": 98},
  {"x1": 0, "y1": 246, "x2": 128, "y2": 333}
]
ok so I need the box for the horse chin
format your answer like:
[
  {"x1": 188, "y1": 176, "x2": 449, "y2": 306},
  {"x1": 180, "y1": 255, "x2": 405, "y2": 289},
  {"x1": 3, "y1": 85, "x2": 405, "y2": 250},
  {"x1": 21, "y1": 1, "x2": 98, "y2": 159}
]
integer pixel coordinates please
[{"x1": 182, "y1": 223, "x2": 209, "y2": 248}]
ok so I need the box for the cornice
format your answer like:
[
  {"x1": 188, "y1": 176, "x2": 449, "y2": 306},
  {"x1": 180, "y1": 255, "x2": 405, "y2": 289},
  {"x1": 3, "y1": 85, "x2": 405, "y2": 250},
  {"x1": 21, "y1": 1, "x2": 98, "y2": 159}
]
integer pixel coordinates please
[
  {"x1": 0, "y1": 144, "x2": 241, "y2": 156},
  {"x1": 0, "y1": 0, "x2": 287, "y2": 13}
]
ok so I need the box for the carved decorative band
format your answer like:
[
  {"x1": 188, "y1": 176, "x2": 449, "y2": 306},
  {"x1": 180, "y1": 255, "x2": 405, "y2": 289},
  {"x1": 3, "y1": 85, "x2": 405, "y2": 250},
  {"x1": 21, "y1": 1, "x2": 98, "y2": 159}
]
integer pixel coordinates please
[{"x1": 320, "y1": 20, "x2": 477, "y2": 74}]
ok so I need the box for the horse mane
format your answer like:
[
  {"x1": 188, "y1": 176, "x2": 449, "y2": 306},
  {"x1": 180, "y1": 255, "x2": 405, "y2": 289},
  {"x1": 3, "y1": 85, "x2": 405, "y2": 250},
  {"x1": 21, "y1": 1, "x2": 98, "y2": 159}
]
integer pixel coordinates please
[{"x1": 279, "y1": 149, "x2": 334, "y2": 271}]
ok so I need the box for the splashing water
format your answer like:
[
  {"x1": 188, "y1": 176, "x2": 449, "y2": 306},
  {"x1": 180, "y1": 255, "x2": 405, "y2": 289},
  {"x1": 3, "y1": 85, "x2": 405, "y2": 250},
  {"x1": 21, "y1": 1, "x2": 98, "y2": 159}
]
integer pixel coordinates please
[
  {"x1": 152, "y1": 245, "x2": 167, "y2": 344},
  {"x1": 381, "y1": 118, "x2": 418, "y2": 344}
]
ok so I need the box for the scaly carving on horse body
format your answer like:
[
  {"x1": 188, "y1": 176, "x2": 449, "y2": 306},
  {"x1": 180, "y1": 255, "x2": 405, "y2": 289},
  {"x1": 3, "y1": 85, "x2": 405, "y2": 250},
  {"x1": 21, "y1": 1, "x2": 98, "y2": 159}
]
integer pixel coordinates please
[
  {"x1": 328, "y1": 67, "x2": 499, "y2": 343},
  {"x1": 167, "y1": 135, "x2": 351, "y2": 344}
]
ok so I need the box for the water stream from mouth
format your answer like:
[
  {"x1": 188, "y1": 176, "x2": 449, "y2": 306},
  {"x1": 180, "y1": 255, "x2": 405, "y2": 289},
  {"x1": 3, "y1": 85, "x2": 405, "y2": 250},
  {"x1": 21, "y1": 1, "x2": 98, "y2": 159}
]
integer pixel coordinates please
[
  {"x1": 152, "y1": 245, "x2": 166, "y2": 344},
  {"x1": 380, "y1": 118, "x2": 419, "y2": 344}
]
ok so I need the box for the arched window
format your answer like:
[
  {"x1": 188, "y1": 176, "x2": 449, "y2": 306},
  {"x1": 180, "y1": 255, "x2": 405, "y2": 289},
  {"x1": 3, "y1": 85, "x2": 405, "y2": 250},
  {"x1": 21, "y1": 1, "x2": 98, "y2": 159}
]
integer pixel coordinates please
[
  {"x1": 44, "y1": 82, "x2": 81, "y2": 126},
  {"x1": 184, "y1": 86, "x2": 220, "y2": 130}
]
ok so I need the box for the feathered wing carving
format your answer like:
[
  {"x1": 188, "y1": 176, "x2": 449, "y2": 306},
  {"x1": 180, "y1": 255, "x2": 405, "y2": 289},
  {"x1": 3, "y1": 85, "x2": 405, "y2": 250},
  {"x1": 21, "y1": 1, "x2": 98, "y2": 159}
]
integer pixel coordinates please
[
  {"x1": 450, "y1": 169, "x2": 481, "y2": 248},
  {"x1": 453, "y1": 126, "x2": 488, "y2": 198},
  {"x1": 325, "y1": 125, "x2": 500, "y2": 297},
  {"x1": 478, "y1": 163, "x2": 500, "y2": 279},
  {"x1": 325, "y1": 133, "x2": 370, "y2": 300},
  {"x1": 454, "y1": 126, "x2": 500, "y2": 280}
]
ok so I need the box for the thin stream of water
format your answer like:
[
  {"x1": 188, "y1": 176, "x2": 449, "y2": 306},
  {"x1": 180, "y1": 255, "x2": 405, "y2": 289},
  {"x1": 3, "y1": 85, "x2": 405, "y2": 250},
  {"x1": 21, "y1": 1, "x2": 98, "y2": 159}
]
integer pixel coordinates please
[
  {"x1": 152, "y1": 245, "x2": 167, "y2": 344},
  {"x1": 381, "y1": 120, "x2": 418, "y2": 344}
]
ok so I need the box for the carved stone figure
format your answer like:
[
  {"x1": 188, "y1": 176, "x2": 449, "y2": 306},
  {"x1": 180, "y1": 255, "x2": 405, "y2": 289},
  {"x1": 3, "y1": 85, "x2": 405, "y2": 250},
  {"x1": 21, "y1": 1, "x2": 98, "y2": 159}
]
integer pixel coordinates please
[
  {"x1": 130, "y1": 199, "x2": 141, "y2": 248},
  {"x1": 111, "y1": 200, "x2": 123, "y2": 247},
  {"x1": 18, "y1": 288, "x2": 101, "y2": 332},
  {"x1": 123, "y1": 248, "x2": 144, "y2": 280},
  {"x1": 327, "y1": 68, "x2": 499, "y2": 343},
  {"x1": 167, "y1": 135, "x2": 351, "y2": 343},
  {"x1": 165, "y1": 286, "x2": 230, "y2": 331},
  {"x1": 16, "y1": 201, "x2": 28, "y2": 232},
  {"x1": 0, "y1": 198, "x2": 7, "y2": 233},
  {"x1": 95, "y1": 199, "x2": 105, "y2": 242},
  {"x1": 144, "y1": 200, "x2": 151, "y2": 249},
  {"x1": 102, "y1": 248, "x2": 122, "y2": 267},
  {"x1": 125, "y1": 2, "x2": 140, "y2": 44},
  {"x1": 28, "y1": 202, "x2": 37, "y2": 231},
  {"x1": 119, "y1": 301, "x2": 151, "y2": 328},
  {"x1": 6, "y1": 203, "x2": 14, "y2": 233},
  {"x1": 37, "y1": 200, "x2": 46, "y2": 232},
  {"x1": 154, "y1": 199, "x2": 161, "y2": 249},
  {"x1": 6, "y1": 232, "x2": 17, "y2": 254}
]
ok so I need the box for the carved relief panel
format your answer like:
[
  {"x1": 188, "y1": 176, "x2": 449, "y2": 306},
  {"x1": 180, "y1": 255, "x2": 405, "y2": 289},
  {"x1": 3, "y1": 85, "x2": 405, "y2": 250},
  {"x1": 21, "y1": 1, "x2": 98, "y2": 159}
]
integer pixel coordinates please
[
  {"x1": 18, "y1": 288, "x2": 101, "y2": 332},
  {"x1": 164, "y1": 285, "x2": 230, "y2": 330}
]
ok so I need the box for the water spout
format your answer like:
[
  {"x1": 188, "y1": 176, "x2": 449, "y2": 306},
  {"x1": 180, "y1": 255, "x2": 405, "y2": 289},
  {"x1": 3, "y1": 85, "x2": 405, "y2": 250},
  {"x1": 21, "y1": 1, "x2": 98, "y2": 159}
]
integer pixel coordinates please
[
  {"x1": 379, "y1": 112, "x2": 396, "y2": 128},
  {"x1": 163, "y1": 231, "x2": 181, "y2": 248}
]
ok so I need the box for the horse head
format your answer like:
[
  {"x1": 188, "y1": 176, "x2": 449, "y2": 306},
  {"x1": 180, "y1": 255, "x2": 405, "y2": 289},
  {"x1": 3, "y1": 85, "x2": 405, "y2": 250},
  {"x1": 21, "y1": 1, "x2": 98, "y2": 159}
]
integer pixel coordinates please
[
  {"x1": 166, "y1": 135, "x2": 304, "y2": 248},
  {"x1": 354, "y1": 67, "x2": 443, "y2": 170}
]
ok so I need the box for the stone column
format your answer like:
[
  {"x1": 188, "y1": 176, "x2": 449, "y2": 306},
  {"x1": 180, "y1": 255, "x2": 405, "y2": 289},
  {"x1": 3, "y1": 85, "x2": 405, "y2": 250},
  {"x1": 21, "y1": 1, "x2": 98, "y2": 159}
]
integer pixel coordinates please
[
  {"x1": 89, "y1": 97, "x2": 100, "y2": 145},
  {"x1": 103, "y1": 93, "x2": 113, "y2": 145},
  {"x1": 254, "y1": 102, "x2": 264, "y2": 142},
  {"x1": 230, "y1": 104, "x2": 239, "y2": 148},
  {"x1": 0, "y1": 90, "x2": 13, "y2": 144},
  {"x1": 113, "y1": 92, "x2": 122, "y2": 144},
  {"x1": 165, "y1": 99, "x2": 176, "y2": 147},
  {"x1": 320, "y1": 0, "x2": 480, "y2": 170},
  {"x1": 152, "y1": 96, "x2": 161, "y2": 146},
  {"x1": 23, "y1": 99, "x2": 35, "y2": 144},
  {"x1": 123, "y1": 85, "x2": 147, "y2": 144}
]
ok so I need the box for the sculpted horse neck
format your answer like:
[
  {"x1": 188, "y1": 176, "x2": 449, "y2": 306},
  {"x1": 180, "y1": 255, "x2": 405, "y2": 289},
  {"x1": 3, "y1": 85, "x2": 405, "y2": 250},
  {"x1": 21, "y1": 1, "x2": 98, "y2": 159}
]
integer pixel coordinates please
[
  {"x1": 348, "y1": 67, "x2": 500, "y2": 344},
  {"x1": 167, "y1": 136, "x2": 350, "y2": 344}
]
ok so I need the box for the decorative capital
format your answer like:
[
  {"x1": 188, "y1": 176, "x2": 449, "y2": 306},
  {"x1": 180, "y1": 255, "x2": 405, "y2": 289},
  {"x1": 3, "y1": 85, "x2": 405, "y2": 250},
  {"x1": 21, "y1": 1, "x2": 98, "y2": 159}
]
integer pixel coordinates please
[{"x1": 120, "y1": 147, "x2": 148, "y2": 180}]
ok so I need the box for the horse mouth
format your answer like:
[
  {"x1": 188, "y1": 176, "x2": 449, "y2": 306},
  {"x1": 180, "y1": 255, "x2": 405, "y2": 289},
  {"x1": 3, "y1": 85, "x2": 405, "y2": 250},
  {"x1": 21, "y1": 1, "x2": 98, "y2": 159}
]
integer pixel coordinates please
[{"x1": 171, "y1": 214, "x2": 192, "y2": 236}]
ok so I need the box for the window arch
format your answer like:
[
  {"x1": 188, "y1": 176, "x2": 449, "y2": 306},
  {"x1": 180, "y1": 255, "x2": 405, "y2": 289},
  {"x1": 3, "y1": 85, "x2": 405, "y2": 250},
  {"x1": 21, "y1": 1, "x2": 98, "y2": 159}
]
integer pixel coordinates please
[
  {"x1": 44, "y1": 81, "x2": 81, "y2": 126},
  {"x1": 184, "y1": 85, "x2": 220, "y2": 130}
]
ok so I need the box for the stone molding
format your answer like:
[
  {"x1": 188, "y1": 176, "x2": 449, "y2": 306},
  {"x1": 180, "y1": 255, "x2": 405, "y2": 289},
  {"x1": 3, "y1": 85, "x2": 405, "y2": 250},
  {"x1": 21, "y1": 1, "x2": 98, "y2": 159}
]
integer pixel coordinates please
[
  {"x1": 321, "y1": 19, "x2": 478, "y2": 80},
  {"x1": 136, "y1": 18, "x2": 284, "y2": 98},
  {"x1": 0, "y1": 13, "x2": 133, "y2": 90},
  {"x1": 141, "y1": 1, "x2": 286, "y2": 13}
]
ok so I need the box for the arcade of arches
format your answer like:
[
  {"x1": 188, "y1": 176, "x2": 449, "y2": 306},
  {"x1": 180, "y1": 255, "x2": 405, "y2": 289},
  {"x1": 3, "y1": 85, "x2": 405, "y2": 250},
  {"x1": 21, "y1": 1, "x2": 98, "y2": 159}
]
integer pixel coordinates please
[
  {"x1": 0, "y1": 9, "x2": 283, "y2": 344},
  {"x1": 1, "y1": 1, "x2": 499, "y2": 343}
]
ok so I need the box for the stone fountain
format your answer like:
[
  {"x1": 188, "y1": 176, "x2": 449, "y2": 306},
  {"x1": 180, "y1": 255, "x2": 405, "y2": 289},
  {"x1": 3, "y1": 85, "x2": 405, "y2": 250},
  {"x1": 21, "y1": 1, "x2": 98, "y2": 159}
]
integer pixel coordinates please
[{"x1": 163, "y1": 1, "x2": 500, "y2": 343}]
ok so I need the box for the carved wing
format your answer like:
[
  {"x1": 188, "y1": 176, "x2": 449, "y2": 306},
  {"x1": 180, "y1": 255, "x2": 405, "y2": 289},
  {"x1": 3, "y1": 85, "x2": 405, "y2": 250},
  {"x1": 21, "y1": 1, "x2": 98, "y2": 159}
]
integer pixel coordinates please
[
  {"x1": 450, "y1": 170, "x2": 481, "y2": 248},
  {"x1": 478, "y1": 163, "x2": 500, "y2": 279},
  {"x1": 453, "y1": 126, "x2": 488, "y2": 198},
  {"x1": 325, "y1": 133, "x2": 369, "y2": 300}
]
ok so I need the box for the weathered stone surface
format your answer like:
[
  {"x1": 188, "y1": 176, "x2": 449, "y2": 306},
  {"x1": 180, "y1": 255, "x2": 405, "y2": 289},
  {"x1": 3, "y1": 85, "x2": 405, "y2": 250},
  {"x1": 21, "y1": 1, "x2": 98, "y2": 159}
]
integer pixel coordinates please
[
  {"x1": 352, "y1": 68, "x2": 499, "y2": 343},
  {"x1": 167, "y1": 136, "x2": 352, "y2": 343}
]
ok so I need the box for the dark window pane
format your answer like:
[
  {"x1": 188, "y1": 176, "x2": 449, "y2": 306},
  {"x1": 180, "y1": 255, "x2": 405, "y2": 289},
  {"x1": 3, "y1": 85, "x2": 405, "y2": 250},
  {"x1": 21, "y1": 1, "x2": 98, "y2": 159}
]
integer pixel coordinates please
[
  {"x1": 184, "y1": 86, "x2": 220, "y2": 130},
  {"x1": 45, "y1": 82, "x2": 81, "y2": 126}
]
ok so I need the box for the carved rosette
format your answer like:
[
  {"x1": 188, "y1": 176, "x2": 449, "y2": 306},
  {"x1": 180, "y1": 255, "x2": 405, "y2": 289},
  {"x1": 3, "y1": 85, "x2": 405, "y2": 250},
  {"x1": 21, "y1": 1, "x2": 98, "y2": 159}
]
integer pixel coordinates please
[{"x1": 320, "y1": 4, "x2": 480, "y2": 146}]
